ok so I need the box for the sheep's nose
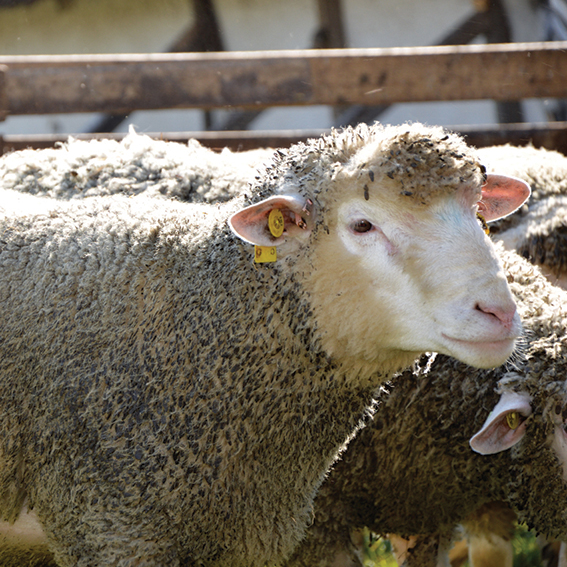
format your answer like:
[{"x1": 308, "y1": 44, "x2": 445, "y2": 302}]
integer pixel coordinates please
[{"x1": 475, "y1": 301, "x2": 517, "y2": 329}]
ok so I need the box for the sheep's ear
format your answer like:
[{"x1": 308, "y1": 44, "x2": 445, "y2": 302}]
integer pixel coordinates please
[
  {"x1": 229, "y1": 195, "x2": 316, "y2": 247},
  {"x1": 469, "y1": 390, "x2": 532, "y2": 455},
  {"x1": 479, "y1": 174, "x2": 531, "y2": 222}
]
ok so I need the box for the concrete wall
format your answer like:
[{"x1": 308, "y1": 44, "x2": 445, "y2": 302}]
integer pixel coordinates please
[{"x1": 0, "y1": 0, "x2": 551, "y2": 137}]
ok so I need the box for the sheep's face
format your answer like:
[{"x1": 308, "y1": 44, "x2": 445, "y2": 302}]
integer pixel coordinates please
[
  {"x1": 304, "y1": 174, "x2": 528, "y2": 370},
  {"x1": 230, "y1": 177, "x2": 526, "y2": 372}
]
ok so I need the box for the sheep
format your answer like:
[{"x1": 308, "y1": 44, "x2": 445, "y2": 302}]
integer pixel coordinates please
[
  {"x1": 0, "y1": 129, "x2": 272, "y2": 203},
  {"x1": 21, "y1": 139, "x2": 566, "y2": 566},
  {"x1": 0, "y1": 122, "x2": 528, "y2": 567},
  {"x1": 478, "y1": 144, "x2": 567, "y2": 289},
  {"x1": 284, "y1": 246, "x2": 567, "y2": 567}
]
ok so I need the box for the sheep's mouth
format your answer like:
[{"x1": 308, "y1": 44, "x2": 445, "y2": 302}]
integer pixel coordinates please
[
  {"x1": 442, "y1": 335, "x2": 516, "y2": 351},
  {"x1": 440, "y1": 334, "x2": 516, "y2": 368}
]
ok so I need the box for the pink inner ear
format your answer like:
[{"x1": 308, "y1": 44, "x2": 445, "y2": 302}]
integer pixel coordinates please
[
  {"x1": 480, "y1": 174, "x2": 531, "y2": 222},
  {"x1": 470, "y1": 414, "x2": 527, "y2": 455},
  {"x1": 229, "y1": 195, "x2": 315, "y2": 247},
  {"x1": 469, "y1": 390, "x2": 531, "y2": 455}
]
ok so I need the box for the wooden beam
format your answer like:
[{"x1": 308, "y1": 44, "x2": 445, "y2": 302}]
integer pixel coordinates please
[
  {"x1": 1, "y1": 123, "x2": 566, "y2": 154},
  {"x1": 218, "y1": 0, "x2": 348, "y2": 131},
  {"x1": 1, "y1": 42, "x2": 566, "y2": 116},
  {"x1": 459, "y1": 122, "x2": 567, "y2": 155}
]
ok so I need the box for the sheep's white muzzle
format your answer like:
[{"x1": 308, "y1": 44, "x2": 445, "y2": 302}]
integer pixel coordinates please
[{"x1": 437, "y1": 294, "x2": 522, "y2": 368}]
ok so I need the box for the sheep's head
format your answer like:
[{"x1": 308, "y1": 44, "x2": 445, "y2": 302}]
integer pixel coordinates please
[{"x1": 230, "y1": 124, "x2": 530, "y2": 372}]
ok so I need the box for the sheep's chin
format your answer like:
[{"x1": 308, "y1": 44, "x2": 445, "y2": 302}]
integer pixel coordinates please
[{"x1": 440, "y1": 335, "x2": 516, "y2": 369}]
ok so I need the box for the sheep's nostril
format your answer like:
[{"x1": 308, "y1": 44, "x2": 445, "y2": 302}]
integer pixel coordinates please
[{"x1": 475, "y1": 302, "x2": 517, "y2": 328}]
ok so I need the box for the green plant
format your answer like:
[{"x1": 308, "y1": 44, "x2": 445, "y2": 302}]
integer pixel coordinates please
[
  {"x1": 362, "y1": 529, "x2": 397, "y2": 567},
  {"x1": 361, "y1": 524, "x2": 544, "y2": 567}
]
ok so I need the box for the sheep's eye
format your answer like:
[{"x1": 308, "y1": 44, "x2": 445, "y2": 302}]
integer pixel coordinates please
[
  {"x1": 476, "y1": 212, "x2": 489, "y2": 235},
  {"x1": 352, "y1": 220, "x2": 374, "y2": 233},
  {"x1": 506, "y1": 411, "x2": 520, "y2": 430}
]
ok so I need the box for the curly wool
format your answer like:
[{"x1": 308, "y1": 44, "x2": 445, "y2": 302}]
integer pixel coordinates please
[
  {"x1": 0, "y1": 129, "x2": 271, "y2": 203},
  {"x1": 286, "y1": 249, "x2": 567, "y2": 567},
  {"x1": 254, "y1": 122, "x2": 483, "y2": 207},
  {"x1": 0, "y1": 122, "x2": 493, "y2": 567},
  {"x1": 0, "y1": 545, "x2": 55, "y2": 567},
  {"x1": 0, "y1": 193, "x2": 359, "y2": 567},
  {"x1": 478, "y1": 144, "x2": 567, "y2": 279}
]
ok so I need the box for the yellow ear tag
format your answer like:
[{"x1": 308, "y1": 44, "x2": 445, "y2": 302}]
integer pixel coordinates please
[
  {"x1": 268, "y1": 208, "x2": 284, "y2": 238},
  {"x1": 506, "y1": 411, "x2": 520, "y2": 430},
  {"x1": 254, "y1": 246, "x2": 277, "y2": 263},
  {"x1": 476, "y1": 212, "x2": 490, "y2": 235},
  {"x1": 253, "y1": 209, "x2": 283, "y2": 263}
]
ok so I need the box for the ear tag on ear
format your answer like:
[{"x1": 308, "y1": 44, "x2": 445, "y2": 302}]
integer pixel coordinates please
[
  {"x1": 254, "y1": 209, "x2": 283, "y2": 263},
  {"x1": 476, "y1": 212, "x2": 490, "y2": 235},
  {"x1": 254, "y1": 246, "x2": 277, "y2": 263},
  {"x1": 506, "y1": 411, "x2": 520, "y2": 430},
  {"x1": 268, "y1": 209, "x2": 284, "y2": 238}
]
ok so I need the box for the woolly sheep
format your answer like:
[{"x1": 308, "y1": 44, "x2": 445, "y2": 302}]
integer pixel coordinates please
[
  {"x1": 48, "y1": 139, "x2": 567, "y2": 566},
  {"x1": 478, "y1": 144, "x2": 567, "y2": 288},
  {"x1": 0, "y1": 129, "x2": 272, "y2": 203},
  {"x1": 284, "y1": 246, "x2": 567, "y2": 567},
  {"x1": 0, "y1": 123, "x2": 528, "y2": 567}
]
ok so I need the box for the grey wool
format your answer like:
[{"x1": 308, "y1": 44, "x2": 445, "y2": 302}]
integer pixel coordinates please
[
  {"x1": 0, "y1": 129, "x2": 271, "y2": 203},
  {"x1": 0, "y1": 123, "x2": 523, "y2": 567},
  {"x1": 285, "y1": 248, "x2": 567, "y2": 567}
]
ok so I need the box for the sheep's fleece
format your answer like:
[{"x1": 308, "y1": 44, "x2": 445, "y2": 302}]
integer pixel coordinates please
[
  {"x1": 0, "y1": 123, "x2": 520, "y2": 567},
  {"x1": 479, "y1": 144, "x2": 567, "y2": 282},
  {"x1": 286, "y1": 249, "x2": 567, "y2": 567},
  {"x1": 0, "y1": 130, "x2": 272, "y2": 202}
]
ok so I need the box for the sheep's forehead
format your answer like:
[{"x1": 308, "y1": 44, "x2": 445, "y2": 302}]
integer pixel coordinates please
[
  {"x1": 252, "y1": 123, "x2": 483, "y2": 206},
  {"x1": 353, "y1": 127, "x2": 482, "y2": 203}
]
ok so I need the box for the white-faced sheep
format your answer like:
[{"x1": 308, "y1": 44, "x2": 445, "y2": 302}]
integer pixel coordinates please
[
  {"x1": 42, "y1": 139, "x2": 564, "y2": 567},
  {"x1": 0, "y1": 123, "x2": 528, "y2": 567}
]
